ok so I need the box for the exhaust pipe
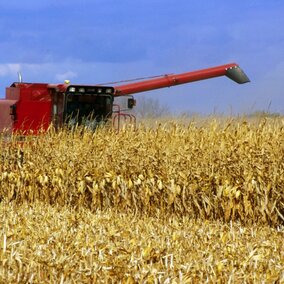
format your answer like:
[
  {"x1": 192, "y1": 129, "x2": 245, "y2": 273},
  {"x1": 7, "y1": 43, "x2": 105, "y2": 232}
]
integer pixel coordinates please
[{"x1": 17, "y1": 72, "x2": 23, "y2": 83}]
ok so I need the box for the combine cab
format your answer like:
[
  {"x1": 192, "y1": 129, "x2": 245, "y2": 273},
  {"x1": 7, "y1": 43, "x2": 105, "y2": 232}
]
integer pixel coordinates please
[
  {"x1": 0, "y1": 63, "x2": 249, "y2": 134},
  {"x1": 52, "y1": 84, "x2": 114, "y2": 131}
]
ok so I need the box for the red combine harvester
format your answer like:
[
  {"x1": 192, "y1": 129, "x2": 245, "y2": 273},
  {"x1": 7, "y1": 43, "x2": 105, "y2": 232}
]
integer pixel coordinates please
[{"x1": 0, "y1": 63, "x2": 249, "y2": 134}]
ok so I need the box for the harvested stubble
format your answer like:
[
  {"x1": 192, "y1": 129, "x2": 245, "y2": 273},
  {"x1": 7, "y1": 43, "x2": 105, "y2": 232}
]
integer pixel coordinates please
[
  {"x1": 0, "y1": 118, "x2": 283, "y2": 226},
  {"x1": 0, "y1": 203, "x2": 283, "y2": 283}
]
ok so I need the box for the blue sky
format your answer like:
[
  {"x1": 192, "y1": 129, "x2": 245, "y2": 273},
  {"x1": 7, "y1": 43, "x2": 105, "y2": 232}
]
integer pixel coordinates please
[{"x1": 0, "y1": 0, "x2": 283, "y2": 114}]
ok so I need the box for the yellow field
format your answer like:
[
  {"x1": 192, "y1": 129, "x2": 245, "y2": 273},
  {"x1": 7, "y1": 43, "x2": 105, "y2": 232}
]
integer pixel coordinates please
[{"x1": 0, "y1": 117, "x2": 283, "y2": 282}]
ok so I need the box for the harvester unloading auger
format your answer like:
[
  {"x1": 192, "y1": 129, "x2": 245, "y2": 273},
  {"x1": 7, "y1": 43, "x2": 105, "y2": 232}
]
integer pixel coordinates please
[{"x1": 0, "y1": 63, "x2": 249, "y2": 134}]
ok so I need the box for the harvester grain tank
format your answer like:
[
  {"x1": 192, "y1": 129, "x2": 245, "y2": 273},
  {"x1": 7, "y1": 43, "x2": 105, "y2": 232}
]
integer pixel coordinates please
[{"x1": 0, "y1": 63, "x2": 249, "y2": 134}]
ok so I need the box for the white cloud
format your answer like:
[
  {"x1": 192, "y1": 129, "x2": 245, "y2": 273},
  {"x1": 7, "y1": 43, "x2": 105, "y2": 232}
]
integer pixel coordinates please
[
  {"x1": 56, "y1": 71, "x2": 77, "y2": 82},
  {"x1": 0, "y1": 62, "x2": 78, "y2": 82},
  {"x1": 0, "y1": 64, "x2": 21, "y2": 76}
]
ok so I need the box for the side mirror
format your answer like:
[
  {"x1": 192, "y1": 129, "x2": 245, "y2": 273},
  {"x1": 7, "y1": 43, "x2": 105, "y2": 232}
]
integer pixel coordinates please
[{"x1": 127, "y1": 98, "x2": 136, "y2": 109}]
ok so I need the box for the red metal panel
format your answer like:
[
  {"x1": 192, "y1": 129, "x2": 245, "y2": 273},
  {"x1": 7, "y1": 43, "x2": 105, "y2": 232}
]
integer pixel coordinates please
[
  {"x1": 6, "y1": 87, "x2": 20, "y2": 100},
  {"x1": 12, "y1": 83, "x2": 52, "y2": 134},
  {"x1": 13, "y1": 101, "x2": 52, "y2": 133}
]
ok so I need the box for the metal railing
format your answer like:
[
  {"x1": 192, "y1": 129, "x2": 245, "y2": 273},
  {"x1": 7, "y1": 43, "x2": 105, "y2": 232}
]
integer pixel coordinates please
[{"x1": 112, "y1": 104, "x2": 136, "y2": 132}]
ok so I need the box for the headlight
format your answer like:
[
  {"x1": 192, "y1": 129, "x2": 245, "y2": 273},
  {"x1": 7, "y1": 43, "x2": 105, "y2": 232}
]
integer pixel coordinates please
[
  {"x1": 69, "y1": 87, "x2": 76, "y2": 92},
  {"x1": 105, "y1": 88, "x2": 112, "y2": 94},
  {"x1": 78, "y1": 87, "x2": 85, "y2": 93},
  {"x1": 97, "y1": 88, "x2": 102, "y2": 93}
]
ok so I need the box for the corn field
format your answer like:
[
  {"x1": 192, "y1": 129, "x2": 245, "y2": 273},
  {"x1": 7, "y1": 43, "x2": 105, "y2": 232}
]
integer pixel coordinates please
[{"x1": 0, "y1": 117, "x2": 283, "y2": 282}]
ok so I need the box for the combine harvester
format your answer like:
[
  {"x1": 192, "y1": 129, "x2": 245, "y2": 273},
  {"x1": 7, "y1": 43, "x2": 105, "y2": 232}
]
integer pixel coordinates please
[{"x1": 0, "y1": 63, "x2": 249, "y2": 134}]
